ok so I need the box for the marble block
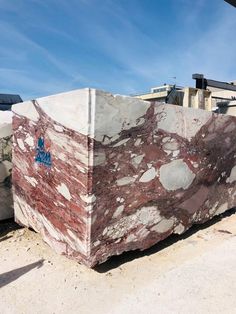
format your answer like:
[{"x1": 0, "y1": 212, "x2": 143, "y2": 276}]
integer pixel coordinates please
[
  {"x1": 12, "y1": 89, "x2": 236, "y2": 267},
  {"x1": 0, "y1": 111, "x2": 13, "y2": 220}
]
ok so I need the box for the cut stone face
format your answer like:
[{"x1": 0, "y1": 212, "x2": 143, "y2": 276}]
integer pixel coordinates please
[
  {"x1": 0, "y1": 111, "x2": 13, "y2": 220},
  {"x1": 12, "y1": 88, "x2": 236, "y2": 267}
]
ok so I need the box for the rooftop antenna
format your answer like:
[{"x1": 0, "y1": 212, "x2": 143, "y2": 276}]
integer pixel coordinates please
[{"x1": 170, "y1": 76, "x2": 177, "y2": 86}]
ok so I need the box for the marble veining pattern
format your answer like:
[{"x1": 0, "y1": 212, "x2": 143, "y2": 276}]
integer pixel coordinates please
[{"x1": 12, "y1": 88, "x2": 236, "y2": 266}]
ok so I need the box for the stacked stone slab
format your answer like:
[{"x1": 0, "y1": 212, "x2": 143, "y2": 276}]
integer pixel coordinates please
[
  {"x1": 12, "y1": 89, "x2": 236, "y2": 267},
  {"x1": 0, "y1": 111, "x2": 13, "y2": 220}
]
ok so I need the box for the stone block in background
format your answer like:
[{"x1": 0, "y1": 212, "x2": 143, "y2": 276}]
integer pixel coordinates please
[
  {"x1": 12, "y1": 89, "x2": 236, "y2": 267},
  {"x1": 0, "y1": 111, "x2": 13, "y2": 220}
]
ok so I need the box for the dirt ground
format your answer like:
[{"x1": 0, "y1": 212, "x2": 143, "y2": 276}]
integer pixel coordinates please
[{"x1": 1, "y1": 210, "x2": 236, "y2": 314}]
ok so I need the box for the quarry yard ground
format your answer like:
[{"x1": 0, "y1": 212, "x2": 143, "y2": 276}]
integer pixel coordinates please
[{"x1": 1, "y1": 212, "x2": 236, "y2": 314}]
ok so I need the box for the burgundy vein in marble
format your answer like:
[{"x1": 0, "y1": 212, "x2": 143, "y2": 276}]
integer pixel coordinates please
[{"x1": 12, "y1": 88, "x2": 236, "y2": 267}]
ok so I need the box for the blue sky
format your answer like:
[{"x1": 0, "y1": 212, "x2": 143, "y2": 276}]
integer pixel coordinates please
[{"x1": 0, "y1": 0, "x2": 235, "y2": 100}]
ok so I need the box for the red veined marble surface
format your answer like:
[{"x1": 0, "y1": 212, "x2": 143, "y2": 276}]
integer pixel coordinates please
[{"x1": 12, "y1": 89, "x2": 236, "y2": 266}]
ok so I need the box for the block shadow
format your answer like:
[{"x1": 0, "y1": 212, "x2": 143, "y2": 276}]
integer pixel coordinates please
[
  {"x1": 0, "y1": 218, "x2": 22, "y2": 242},
  {"x1": 95, "y1": 207, "x2": 236, "y2": 273},
  {"x1": 0, "y1": 259, "x2": 44, "y2": 288}
]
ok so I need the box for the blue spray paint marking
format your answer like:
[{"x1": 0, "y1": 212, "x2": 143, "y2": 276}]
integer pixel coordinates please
[{"x1": 35, "y1": 137, "x2": 52, "y2": 167}]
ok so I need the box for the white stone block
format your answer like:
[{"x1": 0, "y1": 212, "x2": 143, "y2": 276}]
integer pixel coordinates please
[{"x1": 0, "y1": 111, "x2": 13, "y2": 220}]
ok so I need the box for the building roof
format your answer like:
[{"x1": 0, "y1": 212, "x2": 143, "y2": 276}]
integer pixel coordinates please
[
  {"x1": 0, "y1": 94, "x2": 22, "y2": 105},
  {"x1": 224, "y1": 0, "x2": 236, "y2": 8},
  {"x1": 0, "y1": 93, "x2": 23, "y2": 110}
]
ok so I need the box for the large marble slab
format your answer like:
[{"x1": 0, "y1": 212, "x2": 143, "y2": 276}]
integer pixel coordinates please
[
  {"x1": 0, "y1": 111, "x2": 13, "y2": 220},
  {"x1": 12, "y1": 89, "x2": 236, "y2": 267}
]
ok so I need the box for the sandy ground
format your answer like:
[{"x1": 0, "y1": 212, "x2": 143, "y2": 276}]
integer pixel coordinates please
[{"x1": 1, "y1": 211, "x2": 236, "y2": 314}]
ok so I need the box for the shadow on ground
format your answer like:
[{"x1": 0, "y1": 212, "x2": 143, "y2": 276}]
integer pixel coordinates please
[
  {"x1": 95, "y1": 208, "x2": 236, "y2": 273},
  {"x1": 0, "y1": 259, "x2": 44, "y2": 288},
  {"x1": 1, "y1": 210, "x2": 236, "y2": 274},
  {"x1": 0, "y1": 218, "x2": 22, "y2": 242}
]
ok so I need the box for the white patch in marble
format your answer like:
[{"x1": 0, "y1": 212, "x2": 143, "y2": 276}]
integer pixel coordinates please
[
  {"x1": 104, "y1": 206, "x2": 163, "y2": 240},
  {"x1": 209, "y1": 201, "x2": 219, "y2": 215},
  {"x1": 172, "y1": 150, "x2": 180, "y2": 157},
  {"x1": 214, "y1": 202, "x2": 228, "y2": 215},
  {"x1": 150, "y1": 218, "x2": 175, "y2": 233},
  {"x1": 155, "y1": 104, "x2": 211, "y2": 140},
  {"x1": 37, "y1": 89, "x2": 91, "y2": 136},
  {"x1": 174, "y1": 223, "x2": 185, "y2": 234},
  {"x1": 25, "y1": 176, "x2": 37, "y2": 187},
  {"x1": 58, "y1": 152, "x2": 67, "y2": 161},
  {"x1": 56, "y1": 183, "x2": 72, "y2": 201},
  {"x1": 73, "y1": 150, "x2": 89, "y2": 166},
  {"x1": 94, "y1": 151, "x2": 106, "y2": 166},
  {"x1": 93, "y1": 240, "x2": 100, "y2": 247},
  {"x1": 113, "y1": 162, "x2": 119, "y2": 170},
  {"x1": 112, "y1": 138, "x2": 130, "y2": 147},
  {"x1": 102, "y1": 227, "x2": 108, "y2": 236},
  {"x1": 138, "y1": 206, "x2": 162, "y2": 225},
  {"x1": 13, "y1": 196, "x2": 33, "y2": 228},
  {"x1": 95, "y1": 90, "x2": 150, "y2": 143},
  {"x1": 136, "y1": 226, "x2": 150, "y2": 238},
  {"x1": 91, "y1": 213, "x2": 97, "y2": 224},
  {"x1": 85, "y1": 204, "x2": 93, "y2": 213},
  {"x1": 47, "y1": 129, "x2": 88, "y2": 166},
  {"x1": 116, "y1": 197, "x2": 124, "y2": 203},
  {"x1": 12, "y1": 89, "x2": 147, "y2": 149},
  {"x1": 17, "y1": 138, "x2": 26, "y2": 151},
  {"x1": 54, "y1": 125, "x2": 64, "y2": 132},
  {"x1": 160, "y1": 159, "x2": 195, "y2": 191},
  {"x1": 66, "y1": 229, "x2": 87, "y2": 254},
  {"x1": 125, "y1": 233, "x2": 137, "y2": 243},
  {"x1": 58, "y1": 201, "x2": 66, "y2": 207},
  {"x1": 41, "y1": 215, "x2": 62, "y2": 241},
  {"x1": 164, "y1": 150, "x2": 172, "y2": 155},
  {"x1": 80, "y1": 194, "x2": 96, "y2": 203},
  {"x1": 226, "y1": 165, "x2": 236, "y2": 184},
  {"x1": 134, "y1": 138, "x2": 142, "y2": 147},
  {"x1": 131, "y1": 154, "x2": 144, "y2": 168},
  {"x1": 24, "y1": 135, "x2": 34, "y2": 148},
  {"x1": 116, "y1": 176, "x2": 136, "y2": 186},
  {"x1": 162, "y1": 140, "x2": 179, "y2": 151},
  {"x1": 136, "y1": 117, "x2": 145, "y2": 126},
  {"x1": 162, "y1": 137, "x2": 171, "y2": 143},
  {"x1": 139, "y1": 167, "x2": 157, "y2": 183},
  {"x1": 102, "y1": 137, "x2": 111, "y2": 145},
  {"x1": 13, "y1": 101, "x2": 39, "y2": 122},
  {"x1": 113, "y1": 205, "x2": 124, "y2": 218},
  {"x1": 75, "y1": 164, "x2": 86, "y2": 173}
]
